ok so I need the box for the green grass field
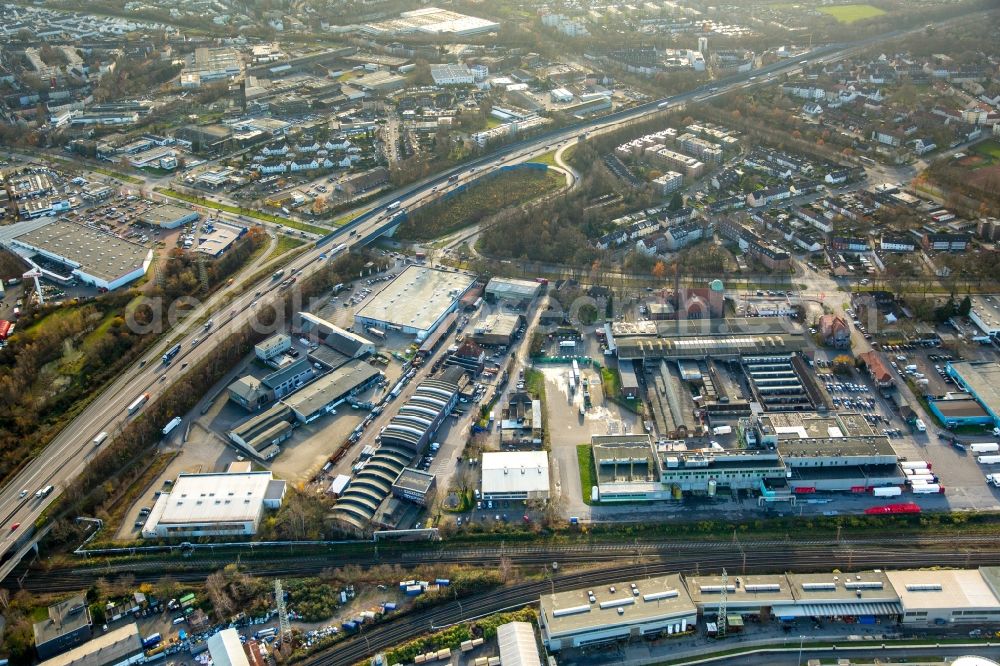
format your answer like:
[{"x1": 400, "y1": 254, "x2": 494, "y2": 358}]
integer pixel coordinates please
[
  {"x1": 577, "y1": 445, "x2": 596, "y2": 505},
  {"x1": 972, "y1": 139, "x2": 1000, "y2": 162},
  {"x1": 818, "y1": 3, "x2": 886, "y2": 23}
]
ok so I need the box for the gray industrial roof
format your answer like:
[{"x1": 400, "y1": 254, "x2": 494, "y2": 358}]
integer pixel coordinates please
[
  {"x1": 282, "y1": 360, "x2": 380, "y2": 417},
  {"x1": 541, "y1": 574, "x2": 695, "y2": 638},
  {"x1": 11, "y1": 219, "x2": 150, "y2": 282},
  {"x1": 355, "y1": 265, "x2": 475, "y2": 333},
  {"x1": 142, "y1": 203, "x2": 198, "y2": 227},
  {"x1": 38, "y1": 623, "x2": 142, "y2": 666}
]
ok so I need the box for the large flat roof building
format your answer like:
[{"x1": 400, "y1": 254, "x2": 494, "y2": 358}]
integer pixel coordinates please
[
  {"x1": 968, "y1": 294, "x2": 1000, "y2": 339},
  {"x1": 141, "y1": 471, "x2": 285, "y2": 538},
  {"x1": 947, "y1": 361, "x2": 1000, "y2": 428},
  {"x1": 611, "y1": 317, "x2": 808, "y2": 361},
  {"x1": 887, "y1": 568, "x2": 1000, "y2": 625},
  {"x1": 363, "y1": 7, "x2": 499, "y2": 36},
  {"x1": 481, "y1": 451, "x2": 550, "y2": 500},
  {"x1": 540, "y1": 574, "x2": 696, "y2": 650},
  {"x1": 281, "y1": 359, "x2": 382, "y2": 423},
  {"x1": 141, "y1": 204, "x2": 198, "y2": 229},
  {"x1": 485, "y1": 277, "x2": 541, "y2": 303},
  {"x1": 3, "y1": 218, "x2": 152, "y2": 290},
  {"x1": 355, "y1": 266, "x2": 475, "y2": 341},
  {"x1": 39, "y1": 623, "x2": 143, "y2": 666}
]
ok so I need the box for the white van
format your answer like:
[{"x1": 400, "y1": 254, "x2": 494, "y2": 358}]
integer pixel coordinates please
[{"x1": 93, "y1": 431, "x2": 109, "y2": 447}]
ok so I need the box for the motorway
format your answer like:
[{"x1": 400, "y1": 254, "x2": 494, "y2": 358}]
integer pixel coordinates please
[{"x1": 0, "y1": 12, "x2": 991, "y2": 580}]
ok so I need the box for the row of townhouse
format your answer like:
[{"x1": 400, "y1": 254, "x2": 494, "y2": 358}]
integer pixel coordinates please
[{"x1": 718, "y1": 217, "x2": 791, "y2": 270}]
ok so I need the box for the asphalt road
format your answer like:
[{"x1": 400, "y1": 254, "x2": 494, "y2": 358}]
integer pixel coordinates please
[{"x1": 0, "y1": 10, "x2": 990, "y2": 576}]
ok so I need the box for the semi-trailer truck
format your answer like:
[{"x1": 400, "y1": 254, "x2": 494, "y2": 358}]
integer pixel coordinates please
[
  {"x1": 162, "y1": 343, "x2": 181, "y2": 365},
  {"x1": 127, "y1": 393, "x2": 150, "y2": 415},
  {"x1": 970, "y1": 442, "x2": 999, "y2": 453},
  {"x1": 162, "y1": 417, "x2": 182, "y2": 436}
]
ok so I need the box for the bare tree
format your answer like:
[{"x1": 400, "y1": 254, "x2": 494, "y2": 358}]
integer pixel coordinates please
[{"x1": 498, "y1": 555, "x2": 513, "y2": 584}]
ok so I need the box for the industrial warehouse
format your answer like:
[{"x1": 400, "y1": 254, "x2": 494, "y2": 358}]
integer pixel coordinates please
[
  {"x1": 354, "y1": 266, "x2": 476, "y2": 341},
  {"x1": 330, "y1": 367, "x2": 464, "y2": 535},
  {"x1": 140, "y1": 468, "x2": 285, "y2": 538},
  {"x1": 1, "y1": 217, "x2": 152, "y2": 290},
  {"x1": 609, "y1": 317, "x2": 808, "y2": 362},
  {"x1": 589, "y1": 409, "x2": 906, "y2": 502},
  {"x1": 541, "y1": 567, "x2": 1000, "y2": 651}
]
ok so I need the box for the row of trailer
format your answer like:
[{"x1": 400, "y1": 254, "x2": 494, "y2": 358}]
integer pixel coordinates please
[{"x1": 901, "y1": 460, "x2": 946, "y2": 494}]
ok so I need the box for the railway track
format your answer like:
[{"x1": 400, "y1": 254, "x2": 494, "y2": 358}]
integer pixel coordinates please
[
  {"x1": 305, "y1": 547, "x2": 1000, "y2": 666},
  {"x1": 15, "y1": 534, "x2": 1000, "y2": 592}
]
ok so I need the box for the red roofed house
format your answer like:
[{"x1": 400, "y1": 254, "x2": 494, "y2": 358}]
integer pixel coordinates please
[
  {"x1": 818, "y1": 314, "x2": 851, "y2": 349},
  {"x1": 859, "y1": 351, "x2": 894, "y2": 389}
]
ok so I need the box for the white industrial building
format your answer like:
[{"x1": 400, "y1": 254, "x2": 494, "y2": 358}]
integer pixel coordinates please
[
  {"x1": 431, "y1": 64, "x2": 475, "y2": 85},
  {"x1": 141, "y1": 470, "x2": 285, "y2": 538},
  {"x1": 968, "y1": 294, "x2": 1000, "y2": 339},
  {"x1": 207, "y1": 629, "x2": 249, "y2": 666},
  {"x1": 497, "y1": 622, "x2": 541, "y2": 666},
  {"x1": 540, "y1": 574, "x2": 696, "y2": 651},
  {"x1": 363, "y1": 7, "x2": 500, "y2": 37},
  {"x1": 887, "y1": 568, "x2": 1000, "y2": 625},
  {"x1": 354, "y1": 265, "x2": 475, "y2": 341},
  {"x1": 550, "y1": 87, "x2": 574, "y2": 103},
  {"x1": 1, "y1": 218, "x2": 152, "y2": 290},
  {"x1": 481, "y1": 451, "x2": 550, "y2": 501},
  {"x1": 255, "y1": 334, "x2": 291, "y2": 362}
]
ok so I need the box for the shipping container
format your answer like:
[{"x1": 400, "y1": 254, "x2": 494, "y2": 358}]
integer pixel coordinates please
[
  {"x1": 970, "y1": 442, "x2": 1000, "y2": 453},
  {"x1": 142, "y1": 634, "x2": 162, "y2": 649},
  {"x1": 405, "y1": 585, "x2": 423, "y2": 596},
  {"x1": 383, "y1": 602, "x2": 397, "y2": 612},
  {"x1": 872, "y1": 486, "x2": 902, "y2": 497},
  {"x1": 434, "y1": 578, "x2": 450, "y2": 586},
  {"x1": 978, "y1": 455, "x2": 1000, "y2": 464}
]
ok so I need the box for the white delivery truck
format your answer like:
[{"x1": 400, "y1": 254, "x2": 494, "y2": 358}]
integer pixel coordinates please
[
  {"x1": 712, "y1": 425, "x2": 733, "y2": 436},
  {"x1": 162, "y1": 417, "x2": 182, "y2": 436}
]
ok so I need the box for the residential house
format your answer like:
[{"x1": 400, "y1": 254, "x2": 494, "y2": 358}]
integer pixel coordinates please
[{"x1": 818, "y1": 314, "x2": 851, "y2": 349}]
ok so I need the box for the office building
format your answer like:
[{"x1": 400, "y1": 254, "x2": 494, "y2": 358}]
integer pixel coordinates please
[
  {"x1": 141, "y1": 470, "x2": 285, "y2": 538},
  {"x1": 33, "y1": 594, "x2": 92, "y2": 660}
]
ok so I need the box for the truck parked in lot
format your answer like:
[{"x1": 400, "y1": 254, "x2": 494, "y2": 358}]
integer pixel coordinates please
[
  {"x1": 162, "y1": 417, "x2": 182, "y2": 436},
  {"x1": 977, "y1": 455, "x2": 1000, "y2": 464},
  {"x1": 970, "y1": 442, "x2": 1000, "y2": 454},
  {"x1": 872, "y1": 486, "x2": 902, "y2": 497},
  {"x1": 712, "y1": 425, "x2": 733, "y2": 436}
]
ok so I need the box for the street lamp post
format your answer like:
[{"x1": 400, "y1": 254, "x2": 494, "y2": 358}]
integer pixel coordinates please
[{"x1": 798, "y1": 634, "x2": 805, "y2": 666}]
